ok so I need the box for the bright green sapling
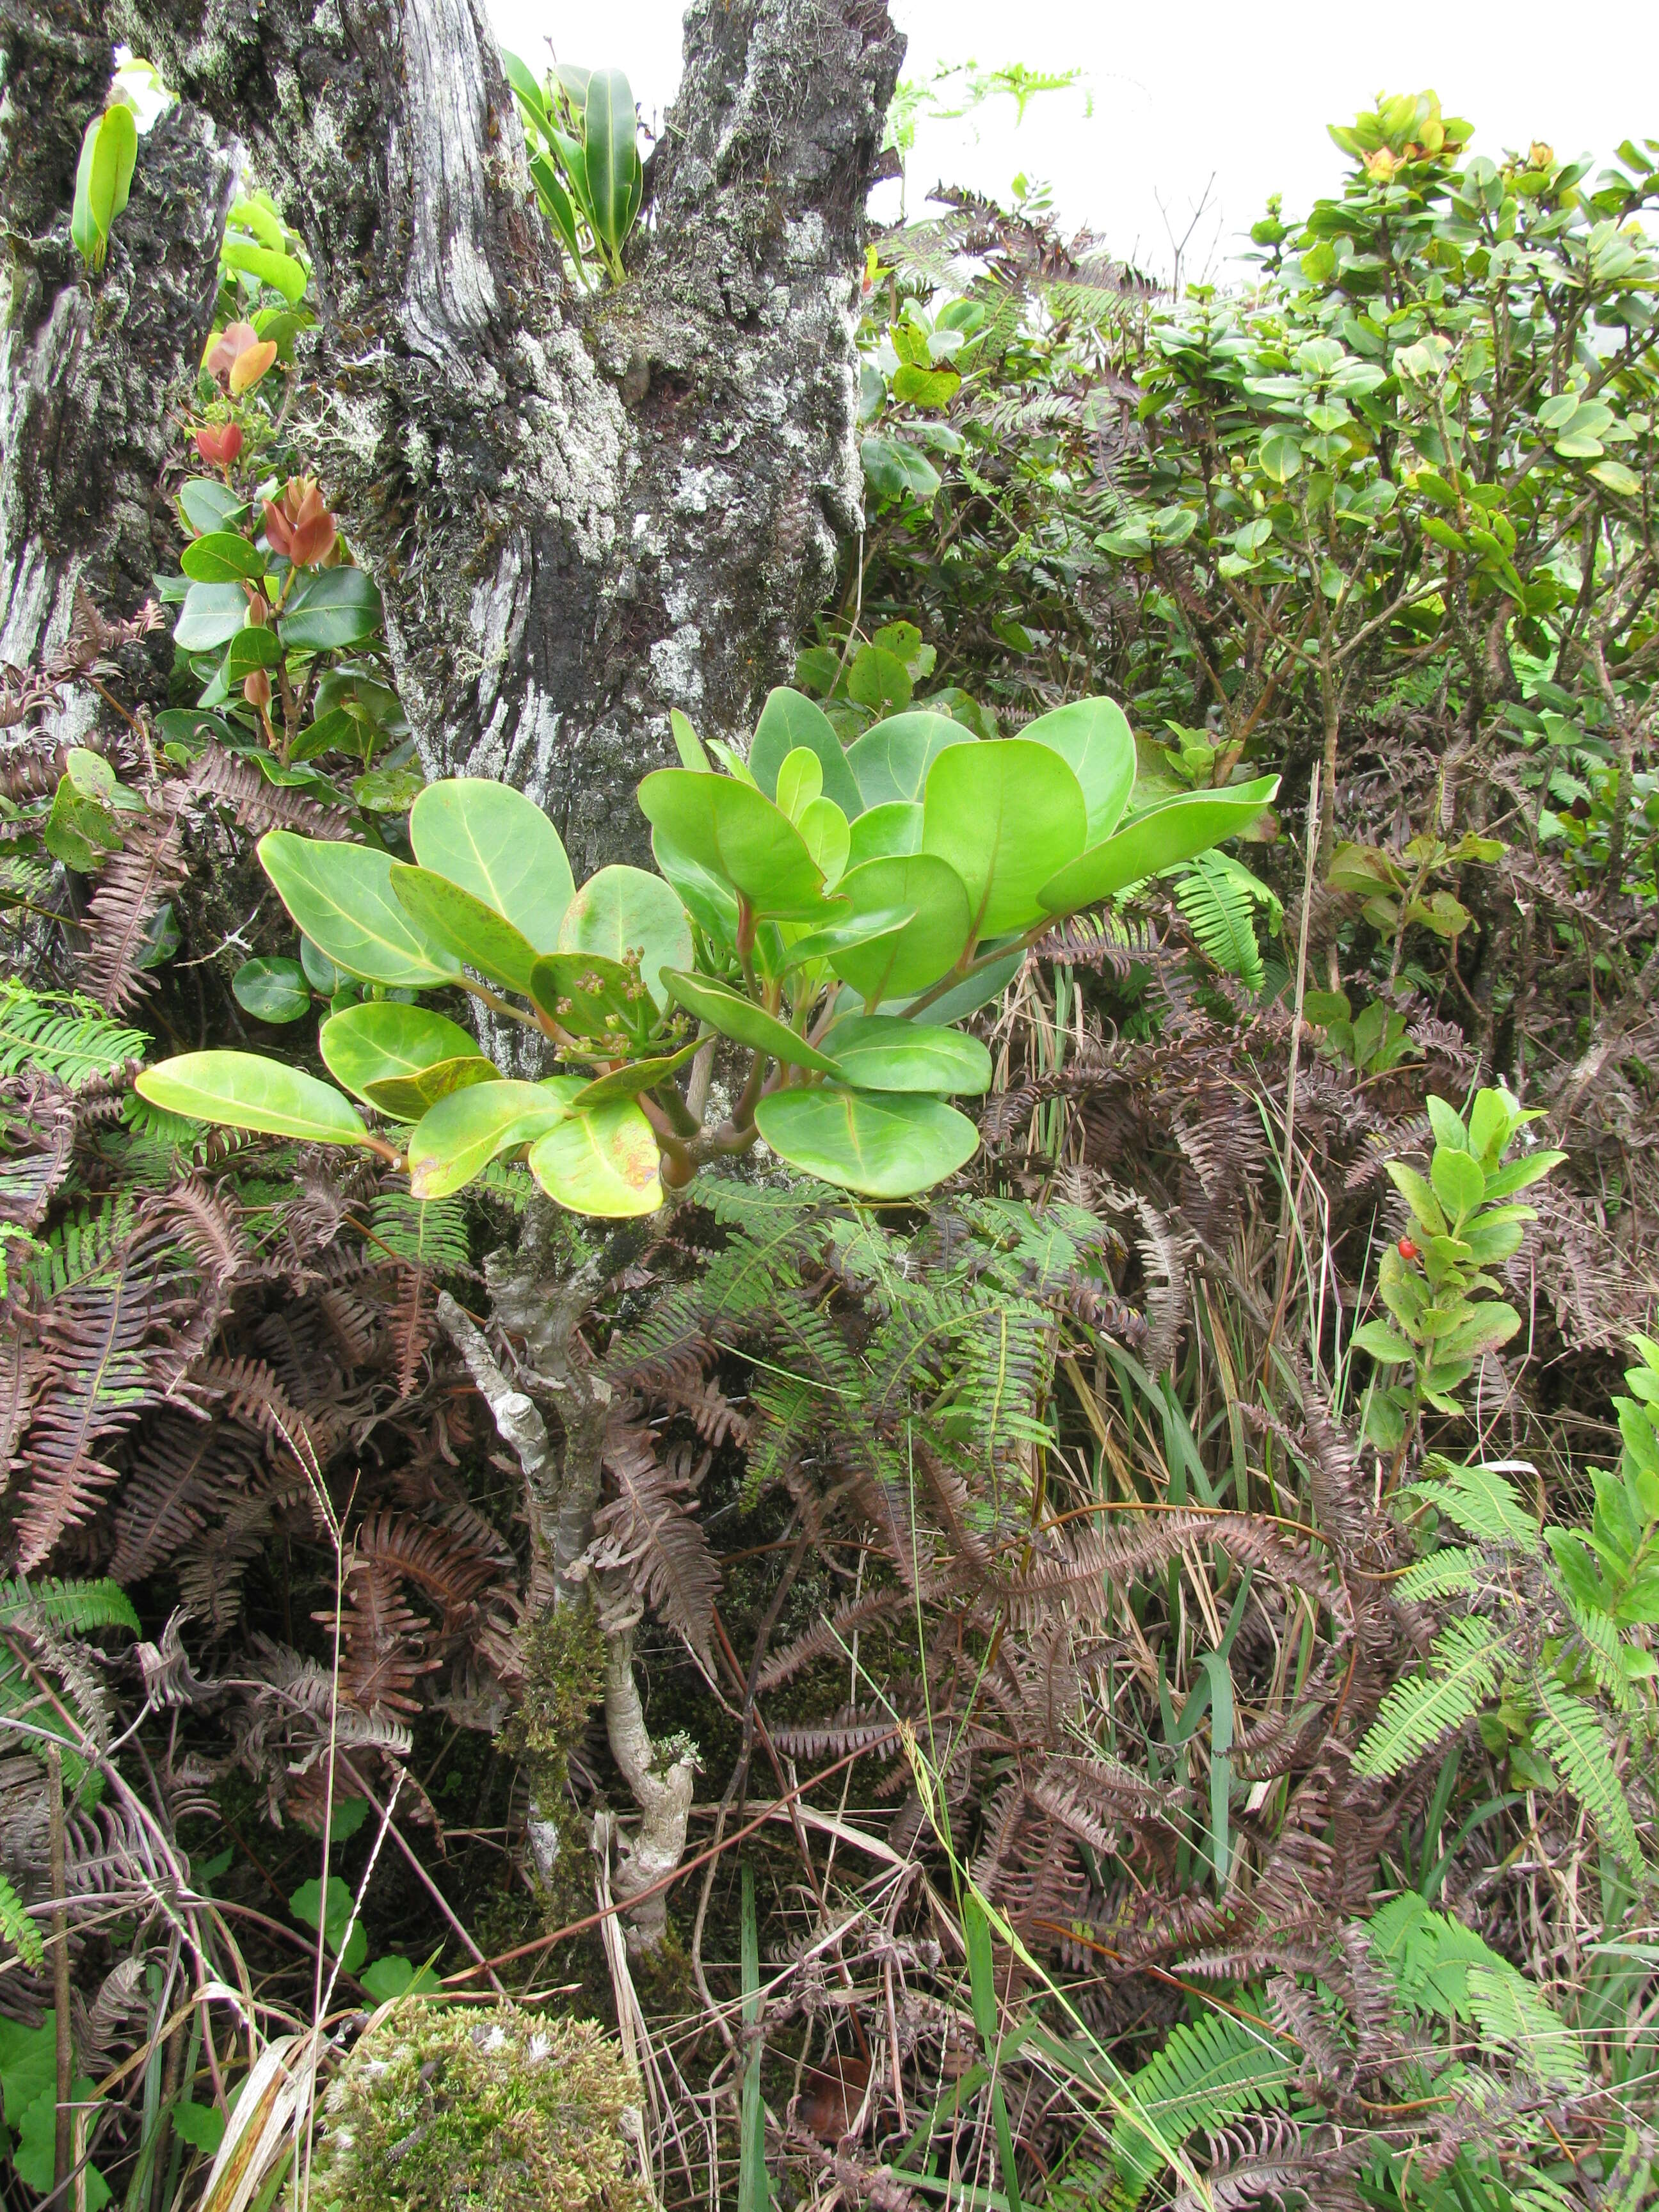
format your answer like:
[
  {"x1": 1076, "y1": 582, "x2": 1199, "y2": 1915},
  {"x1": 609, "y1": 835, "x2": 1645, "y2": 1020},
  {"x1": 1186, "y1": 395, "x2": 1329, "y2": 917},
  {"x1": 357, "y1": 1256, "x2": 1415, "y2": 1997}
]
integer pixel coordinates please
[{"x1": 137, "y1": 691, "x2": 1276, "y2": 1214}]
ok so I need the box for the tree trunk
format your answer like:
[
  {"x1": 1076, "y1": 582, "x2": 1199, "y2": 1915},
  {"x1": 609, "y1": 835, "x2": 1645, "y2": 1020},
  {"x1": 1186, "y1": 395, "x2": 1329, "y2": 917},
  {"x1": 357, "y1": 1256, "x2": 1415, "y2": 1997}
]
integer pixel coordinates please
[
  {"x1": 113, "y1": 0, "x2": 903, "y2": 877},
  {"x1": 0, "y1": 1, "x2": 234, "y2": 733}
]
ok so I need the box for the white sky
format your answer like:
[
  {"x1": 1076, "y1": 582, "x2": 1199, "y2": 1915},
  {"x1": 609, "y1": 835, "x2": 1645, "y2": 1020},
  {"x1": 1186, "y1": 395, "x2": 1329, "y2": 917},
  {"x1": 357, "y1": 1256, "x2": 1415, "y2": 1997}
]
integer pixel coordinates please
[{"x1": 488, "y1": 0, "x2": 1659, "y2": 281}]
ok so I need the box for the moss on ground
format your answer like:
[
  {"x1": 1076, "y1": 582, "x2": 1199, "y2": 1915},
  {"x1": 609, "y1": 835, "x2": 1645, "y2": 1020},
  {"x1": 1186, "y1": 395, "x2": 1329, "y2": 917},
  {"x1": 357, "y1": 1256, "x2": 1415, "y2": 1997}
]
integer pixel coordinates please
[{"x1": 309, "y1": 1999, "x2": 650, "y2": 2212}]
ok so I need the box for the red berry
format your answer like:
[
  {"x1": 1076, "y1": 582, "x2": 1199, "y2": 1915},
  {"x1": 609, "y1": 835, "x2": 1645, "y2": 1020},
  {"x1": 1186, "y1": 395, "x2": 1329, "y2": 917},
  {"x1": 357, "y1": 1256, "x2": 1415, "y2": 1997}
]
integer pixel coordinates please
[
  {"x1": 194, "y1": 422, "x2": 243, "y2": 467},
  {"x1": 1398, "y1": 1237, "x2": 1420, "y2": 1261}
]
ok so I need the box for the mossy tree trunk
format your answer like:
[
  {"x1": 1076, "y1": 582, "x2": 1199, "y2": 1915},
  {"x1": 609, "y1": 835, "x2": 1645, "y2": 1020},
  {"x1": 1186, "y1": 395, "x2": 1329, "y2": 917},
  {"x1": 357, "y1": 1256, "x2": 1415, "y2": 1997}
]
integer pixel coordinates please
[{"x1": 108, "y1": 0, "x2": 903, "y2": 876}]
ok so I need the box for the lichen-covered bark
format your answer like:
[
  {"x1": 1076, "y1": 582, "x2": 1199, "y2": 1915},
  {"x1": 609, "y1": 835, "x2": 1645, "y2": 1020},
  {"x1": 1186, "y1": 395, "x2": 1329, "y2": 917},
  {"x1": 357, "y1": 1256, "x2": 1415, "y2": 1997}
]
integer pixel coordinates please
[
  {"x1": 112, "y1": 0, "x2": 902, "y2": 876},
  {"x1": 0, "y1": 1, "x2": 233, "y2": 732}
]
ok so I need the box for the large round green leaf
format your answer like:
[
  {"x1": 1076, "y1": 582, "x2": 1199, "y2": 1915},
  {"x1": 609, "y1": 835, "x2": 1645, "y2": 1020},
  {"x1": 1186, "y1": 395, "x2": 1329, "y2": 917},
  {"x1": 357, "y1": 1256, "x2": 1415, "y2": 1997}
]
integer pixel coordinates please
[
  {"x1": 181, "y1": 532, "x2": 265, "y2": 584},
  {"x1": 177, "y1": 479, "x2": 245, "y2": 538},
  {"x1": 406, "y1": 1079, "x2": 573, "y2": 1199},
  {"x1": 529, "y1": 952, "x2": 653, "y2": 1040},
  {"x1": 135, "y1": 1053, "x2": 369, "y2": 1146},
  {"x1": 232, "y1": 956, "x2": 310, "y2": 1024},
  {"x1": 1023, "y1": 698, "x2": 1136, "y2": 845},
  {"x1": 365, "y1": 1056, "x2": 498, "y2": 1121},
  {"x1": 319, "y1": 1002, "x2": 492, "y2": 1106},
  {"x1": 1036, "y1": 776, "x2": 1281, "y2": 914},
  {"x1": 529, "y1": 1097, "x2": 663, "y2": 1217},
  {"x1": 846, "y1": 801, "x2": 922, "y2": 869},
  {"x1": 660, "y1": 970, "x2": 844, "y2": 1075},
  {"x1": 922, "y1": 738, "x2": 1087, "y2": 940},
  {"x1": 827, "y1": 853, "x2": 972, "y2": 1008},
  {"x1": 755, "y1": 1086, "x2": 979, "y2": 1198},
  {"x1": 389, "y1": 865, "x2": 543, "y2": 993},
  {"x1": 749, "y1": 687, "x2": 864, "y2": 819},
  {"x1": 408, "y1": 780, "x2": 574, "y2": 950},
  {"x1": 174, "y1": 582, "x2": 249, "y2": 653},
  {"x1": 259, "y1": 834, "x2": 461, "y2": 988},
  {"x1": 636, "y1": 771, "x2": 827, "y2": 919},
  {"x1": 821, "y1": 1015, "x2": 993, "y2": 1095},
  {"x1": 278, "y1": 568, "x2": 383, "y2": 652},
  {"x1": 557, "y1": 865, "x2": 693, "y2": 1012},
  {"x1": 847, "y1": 712, "x2": 974, "y2": 808}
]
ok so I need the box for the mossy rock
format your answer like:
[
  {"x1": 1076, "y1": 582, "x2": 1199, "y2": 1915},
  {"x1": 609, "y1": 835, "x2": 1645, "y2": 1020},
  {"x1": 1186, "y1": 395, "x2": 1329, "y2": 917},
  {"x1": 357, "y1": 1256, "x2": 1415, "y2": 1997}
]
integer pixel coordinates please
[{"x1": 309, "y1": 2000, "x2": 650, "y2": 2211}]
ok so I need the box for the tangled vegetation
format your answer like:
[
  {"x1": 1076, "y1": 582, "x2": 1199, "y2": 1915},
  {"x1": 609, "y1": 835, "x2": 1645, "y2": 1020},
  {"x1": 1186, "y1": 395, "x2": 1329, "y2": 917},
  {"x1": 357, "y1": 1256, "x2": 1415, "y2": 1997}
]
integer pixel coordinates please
[{"x1": 0, "y1": 49, "x2": 1655, "y2": 2212}]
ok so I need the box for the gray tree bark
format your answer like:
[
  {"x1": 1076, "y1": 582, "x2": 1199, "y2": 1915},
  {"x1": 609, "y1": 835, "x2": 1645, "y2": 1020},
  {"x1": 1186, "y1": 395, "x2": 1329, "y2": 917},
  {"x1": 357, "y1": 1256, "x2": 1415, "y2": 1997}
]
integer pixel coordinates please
[
  {"x1": 0, "y1": 0, "x2": 234, "y2": 733},
  {"x1": 111, "y1": 0, "x2": 903, "y2": 878}
]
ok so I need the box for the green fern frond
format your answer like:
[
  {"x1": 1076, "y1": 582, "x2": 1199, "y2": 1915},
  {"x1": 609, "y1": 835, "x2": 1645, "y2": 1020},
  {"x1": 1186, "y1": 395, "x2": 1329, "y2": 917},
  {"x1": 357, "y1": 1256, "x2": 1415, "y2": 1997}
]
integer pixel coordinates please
[
  {"x1": 0, "y1": 1575, "x2": 141, "y2": 1637},
  {"x1": 22, "y1": 1199, "x2": 138, "y2": 1302},
  {"x1": 366, "y1": 1191, "x2": 472, "y2": 1275},
  {"x1": 1466, "y1": 1961, "x2": 1587, "y2": 2090},
  {"x1": 0, "y1": 1870, "x2": 43, "y2": 1969},
  {"x1": 1173, "y1": 852, "x2": 1271, "y2": 990},
  {"x1": 1356, "y1": 1616, "x2": 1505, "y2": 1777},
  {"x1": 0, "y1": 984, "x2": 147, "y2": 1088},
  {"x1": 1404, "y1": 1458, "x2": 1540, "y2": 1551},
  {"x1": 1395, "y1": 1548, "x2": 1482, "y2": 1603},
  {"x1": 1563, "y1": 1596, "x2": 1647, "y2": 1723},
  {"x1": 1110, "y1": 2007, "x2": 1294, "y2": 2205},
  {"x1": 1533, "y1": 1676, "x2": 1647, "y2": 1874}
]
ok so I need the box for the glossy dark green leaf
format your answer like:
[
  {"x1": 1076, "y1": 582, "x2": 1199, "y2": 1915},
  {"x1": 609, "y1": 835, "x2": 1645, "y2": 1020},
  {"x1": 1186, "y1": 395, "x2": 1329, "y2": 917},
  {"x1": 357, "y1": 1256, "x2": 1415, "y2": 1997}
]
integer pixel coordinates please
[
  {"x1": 660, "y1": 970, "x2": 844, "y2": 1074},
  {"x1": 529, "y1": 1093, "x2": 663, "y2": 1217},
  {"x1": 755, "y1": 1086, "x2": 979, "y2": 1197},
  {"x1": 177, "y1": 479, "x2": 246, "y2": 540},
  {"x1": 749, "y1": 688, "x2": 864, "y2": 819},
  {"x1": 827, "y1": 853, "x2": 972, "y2": 1008},
  {"x1": 636, "y1": 771, "x2": 827, "y2": 919},
  {"x1": 181, "y1": 532, "x2": 265, "y2": 584},
  {"x1": 232, "y1": 956, "x2": 310, "y2": 1023},
  {"x1": 847, "y1": 712, "x2": 974, "y2": 808},
  {"x1": 278, "y1": 567, "x2": 383, "y2": 652},
  {"x1": 1023, "y1": 697, "x2": 1136, "y2": 845},
  {"x1": 406, "y1": 1079, "x2": 572, "y2": 1199},
  {"x1": 288, "y1": 707, "x2": 358, "y2": 763},
  {"x1": 389, "y1": 864, "x2": 543, "y2": 993},
  {"x1": 134, "y1": 1053, "x2": 369, "y2": 1146},
  {"x1": 259, "y1": 831, "x2": 461, "y2": 988},
  {"x1": 175, "y1": 582, "x2": 250, "y2": 653},
  {"x1": 224, "y1": 626, "x2": 282, "y2": 682},
  {"x1": 408, "y1": 780, "x2": 573, "y2": 950},
  {"x1": 319, "y1": 1001, "x2": 490, "y2": 1105},
  {"x1": 1036, "y1": 777, "x2": 1281, "y2": 913},
  {"x1": 922, "y1": 737, "x2": 1087, "y2": 939},
  {"x1": 557, "y1": 864, "x2": 692, "y2": 1012},
  {"x1": 820, "y1": 1014, "x2": 993, "y2": 1094},
  {"x1": 846, "y1": 801, "x2": 922, "y2": 868}
]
